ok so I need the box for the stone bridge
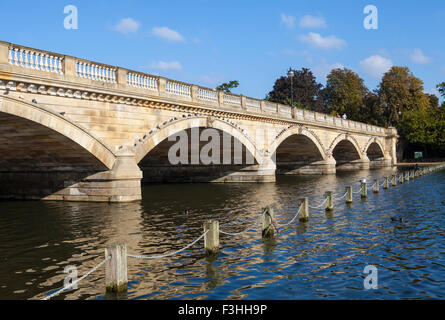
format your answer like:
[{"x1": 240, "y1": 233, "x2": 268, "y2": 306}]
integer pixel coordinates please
[{"x1": 0, "y1": 41, "x2": 397, "y2": 202}]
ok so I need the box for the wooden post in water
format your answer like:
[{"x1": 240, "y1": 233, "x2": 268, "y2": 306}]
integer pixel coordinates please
[
  {"x1": 399, "y1": 174, "x2": 404, "y2": 184},
  {"x1": 261, "y1": 206, "x2": 276, "y2": 238},
  {"x1": 298, "y1": 198, "x2": 309, "y2": 222},
  {"x1": 391, "y1": 175, "x2": 397, "y2": 186},
  {"x1": 361, "y1": 180, "x2": 367, "y2": 198},
  {"x1": 105, "y1": 243, "x2": 128, "y2": 293},
  {"x1": 405, "y1": 171, "x2": 409, "y2": 181},
  {"x1": 346, "y1": 186, "x2": 353, "y2": 203},
  {"x1": 373, "y1": 179, "x2": 379, "y2": 193},
  {"x1": 204, "y1": 220, "x2": 219, "y2": 254},
  {"x1": 383, "y1": 177, "x2": 389, "y2": 189},
  {"x1": 325, "y1": 191, "x2": 333, "y2": 211}
]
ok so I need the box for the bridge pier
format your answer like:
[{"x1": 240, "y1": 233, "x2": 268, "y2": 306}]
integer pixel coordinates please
[
  {"x1": 0, "y1": 150, "x2": 142, "y2": 202},
  {"x1": 275, "y1": 158, "x2": 336, "y2": 175},
  {"x1": 47, "y1": 151, "x2": 143, "y2": 202},
  {"x1": 336, "y1": 157, "x2": 370, "y2": 171},
  {"x1": 369, "y1": 156, "x2": 393, "y2": 169}
]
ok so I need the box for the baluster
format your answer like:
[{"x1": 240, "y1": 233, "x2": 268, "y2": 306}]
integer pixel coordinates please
[
  {"x1": 13, "y1": 48, "x2": 18, "y2": 66},
  {"x1": 84, "y1": 63, "x2": 89, "y2": 78},
  {"x1": 55, "y1": 57, "x2": 60, "y2": 73},
  {"x1": 18, "y1": 49, "x2": 24, "y2": 67},
  {"x1": 105, "y1": 68, "x2": 109, "y2": 82},
  {"x1": 24, "y1": 50, "x2": 30, "y2": 68},
  {"x1": 44, "y1": 54, "x2": 49, "y2": 71},
  {"x1": 111, "y1": 69, "x2": 115, "y2": 83},
  {"x1": 30, "y1": 52, "x2": 35, "y2": 69},
  {"x1": 86, "y1": 64, "x2": 91, "y2": 79},
  {"x1": 35, "y1": 53, "x2": 40, "y2": 70},
  {"x1": 49, "y1": 56, "x2": 54, "y2": 72},
  {"x1": 94, "y1": 65, "x2": 99, "y2": 80}
]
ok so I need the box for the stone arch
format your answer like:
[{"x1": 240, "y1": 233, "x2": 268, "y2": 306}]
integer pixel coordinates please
[
  {"x1": 364, "y1": 137, "x2": 385, "y2": 158},
  {"x1": 268, "y1": 125, "x2": 328, "y2": 160},
  {"x1": 134, "y1": 116, "x2": 261, "y2": 164},
  {"x1": 0, "y1": 96, "x2": 116, "y2": 169},
  {"x1": 329, "y1": 133, "x2": 364, "y2": 160}
]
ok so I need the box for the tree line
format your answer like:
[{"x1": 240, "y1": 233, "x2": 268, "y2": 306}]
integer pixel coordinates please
[{"x1": 265, "y1": 67, "x2": 445, "y2": 160}]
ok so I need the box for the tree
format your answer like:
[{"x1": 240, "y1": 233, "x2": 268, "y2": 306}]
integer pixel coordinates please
[
  {"x1": 267, "y1": 68, "x2": 324, "y2": 112},
  {"x1": 378, "y1": 66, "x2": 429, "y2": 127},
  {"x1": 437, "y1": 82, "x2": 445, "y2": 98},
  {"x1": 216, "y1": 80, "x2": 239, "y2": 93},
  {"x1": 323, "y1": 68, "x2": 368, "y2": 121},
  {"x1": 427, "y1": 93, "x2": 439, "y2": 110},
  {"x1": 363, "y1": 92, "x2": 386, "y2": 126}
]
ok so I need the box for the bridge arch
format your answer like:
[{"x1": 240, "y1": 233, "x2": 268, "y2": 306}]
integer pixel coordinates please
[
  {"x1": 134, "y1": 116, "x2": 261, "y2": 164},
  {"x1": 364, "y1": 138, "x2": 385, "y2": 160},
  {"x1": 0, "y1": 96, "x2": 116, "y2": 169},
  {"x1": 329, "y1": 134, "x2": 363, "y2": 161},
  {"x1": 268, "y1": 126, "x2": 332, "y2": 175},
  {"x1": 268, "y1": 125, "x2": 328, "y2": 160}
]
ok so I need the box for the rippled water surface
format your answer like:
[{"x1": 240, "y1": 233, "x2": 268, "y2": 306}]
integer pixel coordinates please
[{"x1": 1, "y1": 168, "x2": 444, "y2": 300}]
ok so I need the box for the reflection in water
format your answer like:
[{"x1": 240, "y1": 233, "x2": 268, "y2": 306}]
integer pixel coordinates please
[{"x1": 0, "y1": 168, "x2": 444, "y2": 299}]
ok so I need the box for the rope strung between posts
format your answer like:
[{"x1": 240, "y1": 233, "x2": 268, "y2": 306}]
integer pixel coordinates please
[
  {"x1": 42, "y1": 255, "x2": 111, "y2": 300},
  {"x1": 334, "y1": 191, "x2": 348, "y2": 200},
  {"x1": 276, "y1": 204, "x2": 303, "y2": 228},
  {"x1": 352, "y1": 186, "x2": 363, "y2": 194},
  {"x1": 308, "y1": 197, "x2": 328, "y2": 209},
  {"x1": 220, "y1": 220, "x2": 259, "y2": 236},
  {"x1": 127, "y1": 230, "x2": 208, "y2": 260}
]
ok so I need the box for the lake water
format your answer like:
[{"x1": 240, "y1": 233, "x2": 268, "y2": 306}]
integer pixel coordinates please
[{"x1": 1, "y1": 167, "x2": 444, "y2": 300}]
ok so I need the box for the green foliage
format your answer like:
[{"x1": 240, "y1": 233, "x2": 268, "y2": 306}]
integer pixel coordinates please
[
  {"x1": 268, "y1": 68, "x2": 324, "y2": 112},
  {"x1": 437, "y1": 82, "x2": 445, "y2": 98},
  {"x1": 216, "y1": 80, "x2": 239, "y2": 93},
  {"x1": 323, "y1": 68, "x2": 370, "y2": 122},
  {"x1": 378, "y1": 66, "x2": 428, "y2": 126}
]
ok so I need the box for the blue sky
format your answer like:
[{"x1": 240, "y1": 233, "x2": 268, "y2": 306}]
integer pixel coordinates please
[{"x1": 1, "y1": 0, "x2": 444, "y2": 101}]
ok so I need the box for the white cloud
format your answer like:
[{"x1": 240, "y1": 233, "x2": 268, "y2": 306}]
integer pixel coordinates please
[
  {"x1": 281, "y1": 13, "x2": 296, "y2": 29},
  {"x1": 313, "y1": 61, "x2": 344, "y2": 81},
  {"x1": 298, "y1": 32, "x2": 346, "y2": 50},
  {"x1": 149, "y1": 61, "x2": 183, "y2": 71},
  {"x1": 360, "y1": 55, "x2": 393, "y2": 78},
  {"x1": 152, "y1": 26, "x2": 186, "y2": 42},
  {"x1": 410, "y1": 49, "x2": 431, "y2": 64},
  {"x1": 114, "y1": 18, "x2": 141, "y2": 34},
  {"x1": 299, "y1": 15, "x2": 326, "y2": 28},
  {"x1": 425, "y1": 88, "x2": 440, "y2": 97}
]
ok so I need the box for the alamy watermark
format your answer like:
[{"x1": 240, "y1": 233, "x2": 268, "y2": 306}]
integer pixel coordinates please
[
  {"x1": 363, "y1": 5, "x2": 378, "y2": 30},
  {"x1": 64, "y1": 5, "x2": 78, "y2": 30},
  {"x1": 63, "y1": 265, "x2": 78, "y2": 290},
  {"x1": 363, "y1": 265, "x2": 378, "y2": 289},
  {"x1": 167, "y1": 128, "x2": 261, "y2": 165}
]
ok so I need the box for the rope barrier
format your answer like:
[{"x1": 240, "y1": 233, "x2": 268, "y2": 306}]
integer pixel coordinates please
[
  {"x1": 42, "y1": 255, "x2": 111, "y2": 300},
  {"x1": 276, "y1": 204, "x2": 303, "y2": 228},
  {"x1": 334, "y1": 191, "x2": 348, "y2": 200},
  {"x1": 308, "y1": 197, "x2": 328, "y2": 209},
  {"x1": 127, "y1": 230, "x2": 208, "y2": 260},
  {"x1": 220, "y1": 220, "x2": 259, "y2": 236},
  {"x1": 352, "y1": 186, "x2": 363, "y2": 194}
]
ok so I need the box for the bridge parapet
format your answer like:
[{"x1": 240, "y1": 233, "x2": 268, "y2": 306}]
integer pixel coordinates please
[{"x1": 0, "y1": 40, "x2": 387, "y2": 136}]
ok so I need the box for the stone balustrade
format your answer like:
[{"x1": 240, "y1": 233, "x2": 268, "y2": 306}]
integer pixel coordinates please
[
  {"x1": 8, "y1": 44, "x2": 64, "y2": 74},
  {"x1": 75, "y1": 60, "x2": 116, "y2": 83},
  {"x1": 0, "y1": 41, "x2": 387, "y2": 135}
]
